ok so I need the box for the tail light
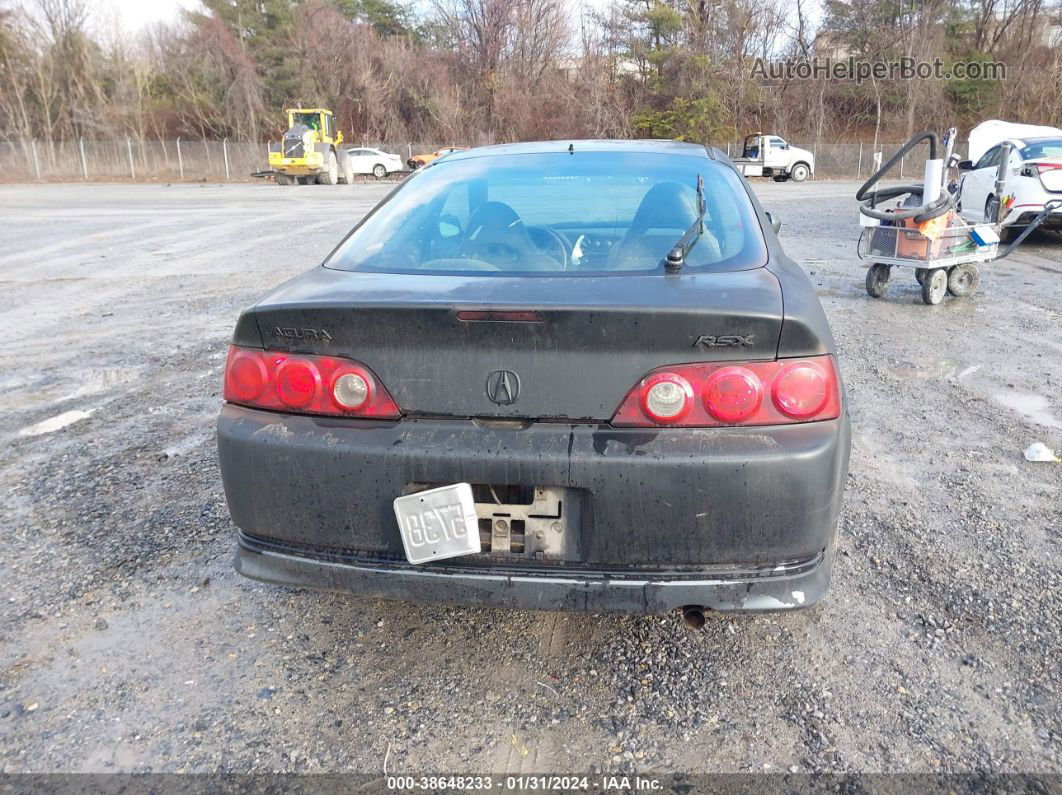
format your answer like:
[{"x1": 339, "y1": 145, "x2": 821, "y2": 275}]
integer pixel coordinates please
[
  {"x1": 640, "y1": 372, "x2": 695, "y2": 423},
  {"x1": 1023, "y1": 162, "x2": 1062, "y2": 181},
  {"x1": 223, "y1": 345, "x2": 401, "y2": 419},
  {"x1": 611, "y1": 356, "x2": 841, "y2": 427}
]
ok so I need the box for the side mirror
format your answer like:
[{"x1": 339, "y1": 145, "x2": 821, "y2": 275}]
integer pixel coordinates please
[
  {"x1": 958, "y1": 159, "x2": 973, "y2": 172},
  {"x1": 765, "y1": 212, "x2": 781, "y2": 233}
]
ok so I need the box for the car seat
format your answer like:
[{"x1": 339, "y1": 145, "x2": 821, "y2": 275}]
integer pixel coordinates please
[{"x1": 608, "y1": 182, "x2": 722, "y2": 270}]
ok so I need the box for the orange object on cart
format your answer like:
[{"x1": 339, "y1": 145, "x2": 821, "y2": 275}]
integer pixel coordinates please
[{"x1": 896, "y1": 210, "x2": 960, "y2": 260}]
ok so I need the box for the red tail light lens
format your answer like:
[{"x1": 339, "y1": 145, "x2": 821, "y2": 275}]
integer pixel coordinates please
[
  {"x1": 773, "y1": 362, "x2": 829, "y2": 418},
  {"x1": 704, "y1": 366, "x2": 763, "y2": 422},
  {"x1": 275, "y1": 359, "x2": 320, "y2": 409},
  {"x1": 226, "y1": 349, "x2": 268, "y2": 402},
  {"x1": 612, "y1": 356, "x2": 840, "y2": 427},
  {"x1": 223, "y1": 346, "x2": 401, "y2": 419}
]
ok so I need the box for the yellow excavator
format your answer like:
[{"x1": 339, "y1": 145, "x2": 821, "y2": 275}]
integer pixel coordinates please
[{"x1": 267, "y1": 108, "x2": 354, "y2": 185}]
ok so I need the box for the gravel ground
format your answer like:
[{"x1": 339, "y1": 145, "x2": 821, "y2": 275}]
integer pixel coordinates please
[{"x1": 0, "y1": 181, "x2": 1059, "y2": 777}]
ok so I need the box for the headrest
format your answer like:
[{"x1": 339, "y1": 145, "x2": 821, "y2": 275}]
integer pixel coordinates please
[
  {"x1": 628, "y1": 182, "x2": 698, "y2": 234},
  {"x1": 467, "y1": 201, "x2": 523, "y2": 231}
]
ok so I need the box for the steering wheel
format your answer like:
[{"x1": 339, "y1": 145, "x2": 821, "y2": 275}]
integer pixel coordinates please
[{"x1": 526, "y1": 226, "x2": 570, "y2": 270}]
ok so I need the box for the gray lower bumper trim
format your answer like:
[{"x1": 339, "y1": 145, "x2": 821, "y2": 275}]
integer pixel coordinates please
[{"x1": 234, "y1": 537, "x2": 832, "y2": 615}]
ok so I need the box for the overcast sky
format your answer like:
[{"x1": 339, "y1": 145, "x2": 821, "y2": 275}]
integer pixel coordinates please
[
  {"x1": 90, "y1": 0, "x2": 621, "y2": 35},
  {"x1": 93, "y1": 0, "x2": 201, "y2": 33},
  {"x1": 87, "y1": 0, "x2": 820, "y2": 38}
]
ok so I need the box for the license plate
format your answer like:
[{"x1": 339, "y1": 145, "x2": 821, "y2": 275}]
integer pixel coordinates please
[{"x1": 393, "y1": 483, "x2": 481, "y2": 564}]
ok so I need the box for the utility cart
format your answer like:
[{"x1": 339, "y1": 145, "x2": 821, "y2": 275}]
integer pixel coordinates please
[
  {"x1": 855, "y1": 127, "x2": 1061, "y2": 304},
  {"x1": 859, "y1": 217, "x2": 994, "y2": 305},
  {"x1": 859, "y1": 203, "x2": 1061, "y2": 304}
]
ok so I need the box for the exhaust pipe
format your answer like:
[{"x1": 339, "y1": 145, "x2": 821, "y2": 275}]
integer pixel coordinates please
[{"x1": 682, "y1": 606, "x2": 707, "y2": 630}]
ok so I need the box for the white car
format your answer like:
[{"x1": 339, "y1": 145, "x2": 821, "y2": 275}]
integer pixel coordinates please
[
  {"x1": 344, "y1": 147, "x2": 406, "y2": 178},
  {"x1": 958, "y1": 124, "x2": 1062, "y2": 234}
]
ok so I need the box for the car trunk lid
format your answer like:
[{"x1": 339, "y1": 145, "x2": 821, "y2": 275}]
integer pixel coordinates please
[
  {"x1": 1031, "y1": 159, "x2": 1062, "y2": 192},
  {"x1": 251, "y1": 267, "x2": 782, "y2": 421}
]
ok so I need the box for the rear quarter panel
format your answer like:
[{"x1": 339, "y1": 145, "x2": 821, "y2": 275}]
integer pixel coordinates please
[{"x1": 722, "y1": 154, "x2": 835, "y2": 358}]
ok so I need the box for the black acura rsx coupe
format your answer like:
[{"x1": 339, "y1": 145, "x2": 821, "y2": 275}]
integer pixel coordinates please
[{"x1": 217, "y1": 140, "x2": 851, "y2": 616}]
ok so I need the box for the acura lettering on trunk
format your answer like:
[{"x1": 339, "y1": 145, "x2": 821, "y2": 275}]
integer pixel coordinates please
[{"x1": 217, "y1": 140, "x2": 851, "y2": 618}]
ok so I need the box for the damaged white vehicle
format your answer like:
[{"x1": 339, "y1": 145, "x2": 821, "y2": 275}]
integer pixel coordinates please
[{"x1": 958, "y1": 120, "x2": 1062, "y2": 235}]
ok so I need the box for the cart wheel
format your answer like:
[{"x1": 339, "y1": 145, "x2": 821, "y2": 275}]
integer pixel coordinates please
[
  {"x1": 947, "y1": 263, "x2": 980, "y2": 297},
  {"x1": 866, "y1": 263, "x2": 891, "y2": 298},
  {"x1": 915, "y1": 267, "x2": 928, "y2": 285},
  {"x1": 921, "y1": 268, "x2": 947, "y2": 305}
]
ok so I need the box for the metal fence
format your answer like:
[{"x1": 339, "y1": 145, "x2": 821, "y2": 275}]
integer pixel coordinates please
[
  {"x1": 0, "y1": 138, "x2": 967, "y2": 183},
  {"x1": 0, "y1": 139, "x2": 447, "y2": 183}
]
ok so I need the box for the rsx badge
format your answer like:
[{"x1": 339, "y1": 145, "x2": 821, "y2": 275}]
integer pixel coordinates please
[{"x1": 693, "y1": 334, "x2": 755, "y2": 349}]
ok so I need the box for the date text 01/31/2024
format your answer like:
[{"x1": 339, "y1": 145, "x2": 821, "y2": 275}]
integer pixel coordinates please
[{"x1": 385, "y1": 775, "x2": 664, "y2": 791}]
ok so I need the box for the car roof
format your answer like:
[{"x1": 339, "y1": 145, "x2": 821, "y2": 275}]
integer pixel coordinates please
[
  {"x1": 442, "y1": 139, "x2": 718, "y2": 163},
  {"x1": 983, "y1": 136, "x2": 1062, "y2": 152}
]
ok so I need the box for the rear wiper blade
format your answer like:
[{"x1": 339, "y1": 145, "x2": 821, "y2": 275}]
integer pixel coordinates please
[{"x1": 664, "y1": 174, "x2": 706, "y2": 273}]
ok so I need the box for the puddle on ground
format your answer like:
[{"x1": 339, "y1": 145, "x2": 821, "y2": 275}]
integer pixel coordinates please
[
  {"x1": 161, "y1": 431, "x2": 210, "y2": 458},
  {"x1": 891, "y1": 359, "x2": 982, "y2": 382},
  {"x1": 57, "y1": 367, "x2": 140, "y2": 401},
  {"x1": 1015, "y1": 302, "x2": 1060, "y2": 319},
  {"x1": 17, "y1": 409, "x2": 94, "y2": 437},
  {"x1": 850, "y1": 426, "x2": 879, "y2": 454},
  {"x1": 942, "y1": 297, "x2": 980, "y2": 316},
  {"x1": 0, "y1": 367, "x2": 139, "y2": 412},
  {"x1": 993, "y1": 393, "x2": 1062, "y2": 431},
  {"x1": 849, "y1": 424, "x2": 922, "y2": 488}
]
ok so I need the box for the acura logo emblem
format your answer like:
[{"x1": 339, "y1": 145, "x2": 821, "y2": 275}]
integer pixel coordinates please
[{"x1": 486, "y1": 370, "x2": 520, "y2": 405}]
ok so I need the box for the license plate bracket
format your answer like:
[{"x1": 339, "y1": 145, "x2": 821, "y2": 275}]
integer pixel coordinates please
[{"x1": 393, "y1": 483, "x2": 481, "y2": 564}]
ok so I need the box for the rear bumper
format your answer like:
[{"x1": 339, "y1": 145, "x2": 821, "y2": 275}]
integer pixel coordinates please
[
  {"x1": 1009, "y1": 205, "x2": 1062, "y2": 229},
  {"x1": 235, "y1": 531, "x2": 834, "y2": 614},
  {"x1": 217, "y1": 405, "x2": 850, "y2": 613}
]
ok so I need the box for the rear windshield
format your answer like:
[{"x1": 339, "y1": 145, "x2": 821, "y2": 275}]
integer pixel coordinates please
[
  {"x1": 1020, "y1": 140, "x2": 1062, "y2": 160},
  {"x1": 325, "y1": 151, "x2": 767, "y2": 276}
]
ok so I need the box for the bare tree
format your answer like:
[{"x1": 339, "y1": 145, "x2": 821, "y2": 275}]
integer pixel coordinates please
[{"x1": 1, "y1": 0, "x2": 1060, "y2": 150}]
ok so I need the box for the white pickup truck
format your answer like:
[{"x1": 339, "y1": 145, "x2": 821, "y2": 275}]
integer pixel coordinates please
[{"x1": 733, "y1": 134, "x2": 814, "y2": 182}]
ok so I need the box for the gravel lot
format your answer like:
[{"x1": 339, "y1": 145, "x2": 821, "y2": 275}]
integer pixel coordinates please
[{"x1": 0, "y1": 180, "x2": 1059, "y2": 778}]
